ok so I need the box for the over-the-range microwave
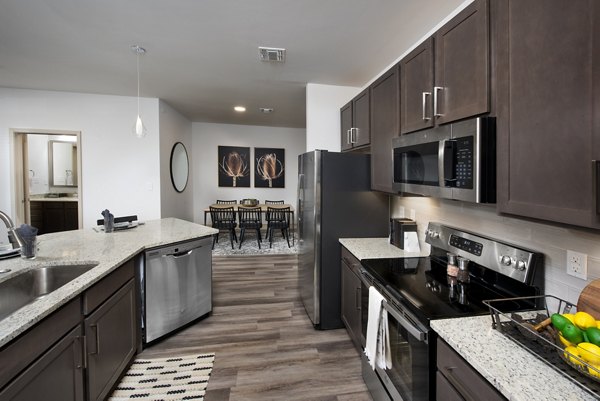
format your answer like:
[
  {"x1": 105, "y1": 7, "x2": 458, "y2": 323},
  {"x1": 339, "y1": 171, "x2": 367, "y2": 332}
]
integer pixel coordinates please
[{"x1": 392, "y1": 116, "x2": 496, "y2": 203}]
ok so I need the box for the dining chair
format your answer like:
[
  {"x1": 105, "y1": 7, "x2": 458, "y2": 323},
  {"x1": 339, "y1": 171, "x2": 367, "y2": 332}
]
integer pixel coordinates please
[
  {"x1": 265, "y1": 206, "x2": 291, "y2": 248},
  {"x1": 237, "y1": 206, "x2": 262, "y2": 249},
  {"x1": 216, "y1": 199, "x2": 237, "y2": 205},
  {"x1": 264, "y1": 200, "x2": 285, "y2": 205},
  {"x1": 209, "y1": 206, "x2": 237, "y2": 249}
]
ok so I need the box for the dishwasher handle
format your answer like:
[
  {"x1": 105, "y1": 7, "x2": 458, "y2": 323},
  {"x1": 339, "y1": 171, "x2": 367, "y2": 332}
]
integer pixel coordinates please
[{"x1": 164, "y1": 249, "x2": 194, "y2": 258}]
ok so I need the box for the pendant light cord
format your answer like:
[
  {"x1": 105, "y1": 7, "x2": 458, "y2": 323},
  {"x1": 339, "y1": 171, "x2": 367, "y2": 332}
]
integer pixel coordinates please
[{"x1": 136, "y1": 51, "x2": 140, "y2": 115}]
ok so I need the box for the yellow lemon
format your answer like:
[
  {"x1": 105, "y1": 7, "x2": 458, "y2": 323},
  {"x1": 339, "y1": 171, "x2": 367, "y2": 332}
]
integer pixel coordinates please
[
  {"x1": 597, "y1": 321, "x2": 600, "y2": 330},
  {"x1": 588, "y1": 364, "x2": 600, "y2": 378},
  {"x1": 577, "y1": 342, "x2": 600, "y2": 365},
  {"x1": 559, "y1": 333, "x2": 575, "y2": 348},
  {"x1": 574, "y1": 311, "x2": 597, "y2": 330},
  {"x1": 564, "y1": 346, "x2": 584, "y2": 366},
  {"x1": 563, "y1": 313, "x2": 577, "y2": 325}
]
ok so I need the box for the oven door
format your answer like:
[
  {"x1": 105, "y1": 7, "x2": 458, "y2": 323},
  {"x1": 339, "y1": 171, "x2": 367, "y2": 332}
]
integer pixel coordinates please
[
  {"x1": 376, "y1": 299, "x2": 430, "y2": 401},
  {"x1": 392, "y1": 125, "x2": 452, "y2": 199}
]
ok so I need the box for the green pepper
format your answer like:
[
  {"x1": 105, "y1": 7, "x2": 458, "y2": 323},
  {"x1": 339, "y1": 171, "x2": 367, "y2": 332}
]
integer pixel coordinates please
[{"x1": 562, "y1": 323, "x2": 584, "y2": 344}]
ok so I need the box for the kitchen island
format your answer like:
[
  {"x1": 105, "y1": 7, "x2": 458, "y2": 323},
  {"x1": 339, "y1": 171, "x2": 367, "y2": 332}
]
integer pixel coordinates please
[
  {"x1": 432, "y1": 316, "x2": 597, "y2": 401},
  {"x1": 0, "y1": 217, "x2": 217, "y2": 347}
]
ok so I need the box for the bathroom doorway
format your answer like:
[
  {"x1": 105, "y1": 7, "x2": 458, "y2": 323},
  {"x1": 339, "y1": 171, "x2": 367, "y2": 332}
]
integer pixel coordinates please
[{"x1": 11, "y1": 129, "x2": 82, "y2": 234}]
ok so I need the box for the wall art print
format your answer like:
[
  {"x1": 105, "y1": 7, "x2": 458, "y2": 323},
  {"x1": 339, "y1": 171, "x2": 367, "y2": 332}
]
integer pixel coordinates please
[
  {"x1": 254, "y1": 147, "x2": 285, "y2": 188},
  {"x1": 218, "y1": 145, "x2": 250, "y2": 187}
]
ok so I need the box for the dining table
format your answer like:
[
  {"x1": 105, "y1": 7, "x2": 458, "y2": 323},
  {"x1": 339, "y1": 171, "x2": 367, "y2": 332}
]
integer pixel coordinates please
[{"x1": 203, "y1": 203, "x2": 296, "y2": 246}]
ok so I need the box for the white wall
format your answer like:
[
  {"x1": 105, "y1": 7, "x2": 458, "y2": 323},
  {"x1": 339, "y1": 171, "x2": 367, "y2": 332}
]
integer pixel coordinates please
[
  {"x1": 0, "y1": 88, "x2": 161, "y2": 238},
  {"x1": 159, "y1": 100, "x2": 194, "y2": 221},
  {"x1": 192, "y1": 122, "x2": 305, "y2": 223},
  {"x1": 305, "y1": 83, "x2": 360, "y2": 152},
  {"x1": 392, "y1": 197, "x2": 600, "y2": 305}
]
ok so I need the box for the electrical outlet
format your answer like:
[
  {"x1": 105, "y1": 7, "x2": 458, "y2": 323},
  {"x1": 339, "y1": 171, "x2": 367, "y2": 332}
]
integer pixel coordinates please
[{"x1": 566, "y1": 250, "x2": 588, "y2": 280}]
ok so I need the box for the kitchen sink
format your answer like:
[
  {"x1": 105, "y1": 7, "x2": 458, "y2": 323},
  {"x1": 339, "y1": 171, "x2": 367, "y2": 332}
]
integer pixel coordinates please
[{"x1": 0, "y1": 263, "x2": 98, "y2": 321}]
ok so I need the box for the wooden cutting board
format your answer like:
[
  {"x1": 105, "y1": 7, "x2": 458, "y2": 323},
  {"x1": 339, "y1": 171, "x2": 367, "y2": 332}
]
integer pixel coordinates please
[{"x1": 577, "y1": 279, "x2": 600, "y2": 319}]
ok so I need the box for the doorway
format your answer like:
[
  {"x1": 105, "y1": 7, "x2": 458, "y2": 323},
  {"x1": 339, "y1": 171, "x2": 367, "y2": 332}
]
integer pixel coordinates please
[{"x1": 11, "y1": 129, "x2": 82, "y2": 233}]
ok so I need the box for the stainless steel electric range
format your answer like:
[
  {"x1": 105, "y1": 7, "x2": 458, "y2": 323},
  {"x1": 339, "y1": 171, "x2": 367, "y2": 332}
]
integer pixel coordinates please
[{"x1": 359, "y1": 222, "x2": 544, "y2": 401}]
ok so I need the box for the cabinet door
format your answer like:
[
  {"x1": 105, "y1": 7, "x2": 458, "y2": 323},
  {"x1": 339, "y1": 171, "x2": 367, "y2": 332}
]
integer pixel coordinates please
[
  {"x1": 495, "y1": 0, "x2": 600, "y2": 228},
  {"x1": 43, "y1": 202, "x2": 66, "y2": 233},
  {"x1": 341, "y1": 101, "x2": 353, "y2": 151},
  {"x1": 85, "y1": 279, "x2": 136, "y2": 401},
  {"x1": 64, "y1": 202, "x2": 78, "y2": 230},
  {"x1": 400, "y1": 37, "x2": 435, "y2": 134},
  {"x1": 341, "y1": 248, "x2": 362, "y2": 351},
  {"x1": 435, "y1": 0, "x2": 489, "y2": 125},
  {"x1": 370, "y1": 65, "x2": 399, "y2": 193},
  {"x1": 352, "y1": 89, "x2": 370, "y2": 147},
  {"x1": 0, "y1": 326, "x2": 84, "y2": 401}
]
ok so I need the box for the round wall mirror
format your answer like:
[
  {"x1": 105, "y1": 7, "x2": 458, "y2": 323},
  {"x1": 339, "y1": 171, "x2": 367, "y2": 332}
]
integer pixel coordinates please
[{"x1": 170, "y1": 142, "x2": 189, "y2": 193}]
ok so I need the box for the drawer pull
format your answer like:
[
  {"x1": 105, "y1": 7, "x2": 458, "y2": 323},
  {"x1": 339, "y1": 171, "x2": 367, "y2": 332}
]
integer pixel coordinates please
[{"x1": 442, "y1": 365, "x2": 478, "y2": 401}]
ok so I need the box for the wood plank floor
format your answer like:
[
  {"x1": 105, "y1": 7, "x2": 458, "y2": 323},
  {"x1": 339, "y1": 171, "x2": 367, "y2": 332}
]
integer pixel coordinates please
[{"x1": 140, "y1": 254, "x2": 373, "y2": 401}]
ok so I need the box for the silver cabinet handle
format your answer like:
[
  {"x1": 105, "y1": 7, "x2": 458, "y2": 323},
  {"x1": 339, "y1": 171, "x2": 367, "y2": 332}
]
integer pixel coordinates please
[
  {"x1": 594, "y1": 160, "x2": 600, "y2": 214},
  {"x1": 355, "y1": 287, "x2": 361, "y2": 310},
  {"x1": 350, "y1": 127, "x2": 358, "y2": 144},
  {"x1": 346, "y1": 129, "x2": 351, "y2": 145},
  {"x1": 89, "y1": 324, "x2": 100, "y2": 355},
  {"x1": 434, "y1": 86, "x2": 444, "y2": 117},
  {"x1": 422, "y1": 92, "x2": 431, "y2": 121}
]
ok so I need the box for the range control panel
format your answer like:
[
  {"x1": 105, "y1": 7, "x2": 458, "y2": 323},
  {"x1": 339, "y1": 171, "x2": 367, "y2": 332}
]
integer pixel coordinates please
[
  {"x1": 425, "y1": 222, "x2": 542, "y2": 284},
  {"x1": 449, "y1": 234, "x2": 483, "y2": 256}
]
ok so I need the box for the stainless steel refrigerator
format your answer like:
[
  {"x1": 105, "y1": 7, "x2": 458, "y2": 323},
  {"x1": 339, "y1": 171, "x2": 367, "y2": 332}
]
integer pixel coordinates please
[{"x1": 297, "y1": 150, "x2": 389, "y2": 329}]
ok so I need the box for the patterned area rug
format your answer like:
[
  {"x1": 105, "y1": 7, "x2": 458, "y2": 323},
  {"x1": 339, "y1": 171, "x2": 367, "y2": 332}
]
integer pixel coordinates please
[
  {"x1": 108, "y1": 353, "x2": 215, "y2": 401},
  {"x1": 211, "y1": 232, "x2": 298, "y2": 256}
]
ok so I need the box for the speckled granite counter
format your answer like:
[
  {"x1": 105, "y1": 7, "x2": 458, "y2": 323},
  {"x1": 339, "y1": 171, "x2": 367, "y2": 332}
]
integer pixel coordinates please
[
  {"x1": 0, "y1": 218, "x2": 217, "y2": 348},
  {"x1": 432, "y1": 316, "x2": 597, "y2": 401},
  {"x1": 339, "y1": 237, "x2": 429, "y2": 260}
]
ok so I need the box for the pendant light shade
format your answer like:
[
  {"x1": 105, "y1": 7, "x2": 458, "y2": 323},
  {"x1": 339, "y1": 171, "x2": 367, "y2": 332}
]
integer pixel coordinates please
[{"x1": 131, "y1": 45, "x2": 147, "y2": 139}]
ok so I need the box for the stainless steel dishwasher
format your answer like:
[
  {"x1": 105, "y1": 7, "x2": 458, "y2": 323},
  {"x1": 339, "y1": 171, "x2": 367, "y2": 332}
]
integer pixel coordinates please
[{"x1": 140, "y1": 236, "x2": 212, "y2": 344}]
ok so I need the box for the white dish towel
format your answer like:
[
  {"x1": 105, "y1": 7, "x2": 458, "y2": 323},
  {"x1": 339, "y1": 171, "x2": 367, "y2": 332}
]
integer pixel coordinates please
[{"x1": 364, "y1": 286, "x2": 391, "y2": 370}]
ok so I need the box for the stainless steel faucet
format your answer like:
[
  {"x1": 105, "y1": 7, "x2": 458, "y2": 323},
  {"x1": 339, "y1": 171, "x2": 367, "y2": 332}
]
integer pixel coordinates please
[{"x1": 0, "y1": 211, "x2": 24, "y2": 249}]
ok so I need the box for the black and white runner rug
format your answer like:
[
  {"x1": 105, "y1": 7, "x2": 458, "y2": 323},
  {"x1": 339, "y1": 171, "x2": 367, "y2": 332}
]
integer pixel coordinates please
[{"x1": 108, "y1": 353, "x2": 215, "y2": 401}]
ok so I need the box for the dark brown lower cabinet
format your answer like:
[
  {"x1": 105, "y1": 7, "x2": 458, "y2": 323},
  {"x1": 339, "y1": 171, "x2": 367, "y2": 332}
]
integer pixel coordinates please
[
  {"x1": 84, "y1": 263, "x2": 137, "y2": 401},
  {"x1": 0, "y1": 259, "x2": 138, "y2": 401},
  {"x1": 436, "y1": 338, "x2": 506, "y2": 401},
  {"x1": 30, "y1": 201, "x2": 78, "y2": 234},
  {"x1": 341, "y1": 247, "x2": 363, "y2": 351},
  {"x1": 0, "y1": 326, "x2": 84, "y2": 401}
]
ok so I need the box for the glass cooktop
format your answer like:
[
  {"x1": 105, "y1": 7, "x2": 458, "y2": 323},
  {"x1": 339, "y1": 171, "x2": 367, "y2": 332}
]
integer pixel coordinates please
[{"x1": 361, "y1": 256, "x2": 537, "y2": 323}]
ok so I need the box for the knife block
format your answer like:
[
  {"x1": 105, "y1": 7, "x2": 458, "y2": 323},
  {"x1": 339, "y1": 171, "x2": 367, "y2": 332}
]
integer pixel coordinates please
[{"x1": 390, "y1": 218, "x2": 417, "y2": 250}]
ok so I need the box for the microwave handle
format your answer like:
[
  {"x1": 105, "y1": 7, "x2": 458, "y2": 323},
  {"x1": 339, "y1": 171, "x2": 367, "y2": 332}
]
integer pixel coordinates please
[{"x1": 443, "y1": 140, "x2": 457, "y2": 186}]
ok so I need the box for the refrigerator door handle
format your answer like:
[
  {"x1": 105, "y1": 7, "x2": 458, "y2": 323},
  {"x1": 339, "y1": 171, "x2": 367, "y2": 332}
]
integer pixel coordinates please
[{"x1": 297, "y1": 173, "x2": 304, "y2": 240}]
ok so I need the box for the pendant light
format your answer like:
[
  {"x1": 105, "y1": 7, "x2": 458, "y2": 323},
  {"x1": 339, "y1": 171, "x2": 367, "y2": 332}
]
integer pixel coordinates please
[{"x1": 131, "y1": 45, "x2": 147, "y2": 138}]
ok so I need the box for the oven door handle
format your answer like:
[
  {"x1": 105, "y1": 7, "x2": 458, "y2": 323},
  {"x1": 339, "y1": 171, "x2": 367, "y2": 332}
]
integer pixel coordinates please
[{"x1": 382, "y1": 299, "x2": 427, "y2": 342}]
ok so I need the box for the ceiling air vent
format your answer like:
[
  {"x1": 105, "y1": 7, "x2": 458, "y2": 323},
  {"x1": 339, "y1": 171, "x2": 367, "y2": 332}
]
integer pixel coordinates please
[{"x1": 259, "y1": 47, "x2": 286, "y2": 62}]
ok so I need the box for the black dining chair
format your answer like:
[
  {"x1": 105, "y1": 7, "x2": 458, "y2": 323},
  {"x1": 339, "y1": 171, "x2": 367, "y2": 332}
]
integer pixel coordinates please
[
  {"x1": 237, "y1": 206, "x2": 263, "y2": 249},
  {"x1": 216, "y1": 199, "x2": 237, "y2": 205},
  {"x1": 264, "y1": 200, "x2": 285, "y2": 205},
  {"x1": 265, "y1": 206, "x2": 291, "y2": 248},
  {"x1": 209, "y1": 206, "x2": 237, "y2": 249}
]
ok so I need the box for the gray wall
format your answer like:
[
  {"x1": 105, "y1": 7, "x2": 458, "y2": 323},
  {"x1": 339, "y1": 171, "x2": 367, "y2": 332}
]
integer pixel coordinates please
[{"x1": 192, "y1": 122, "x2": 305, "y2": 224}]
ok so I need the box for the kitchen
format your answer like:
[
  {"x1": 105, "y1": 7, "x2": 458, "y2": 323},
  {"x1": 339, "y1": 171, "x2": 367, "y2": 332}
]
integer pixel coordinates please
[{"x1": 1, "y1": 0, "x2": 600, "y2": 400}]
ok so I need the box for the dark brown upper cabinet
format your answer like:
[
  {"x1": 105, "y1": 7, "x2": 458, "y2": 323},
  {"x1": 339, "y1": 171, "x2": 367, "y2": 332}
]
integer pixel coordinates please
[
  {"x1": 370, "y1": 64, "x2": 400, "y2": 193},
  {"x1": 495, "y1": 0, "x2": 600, "y2": 228},
  {"x1": 340, "y1": 89, "x2": 370, "y2": 151},
  {"x1": 401, "y1": 0, "x2": 489, "y2": 134}
]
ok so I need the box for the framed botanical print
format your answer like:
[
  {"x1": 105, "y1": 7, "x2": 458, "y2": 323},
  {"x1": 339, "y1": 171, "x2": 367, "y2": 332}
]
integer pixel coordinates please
[
  {"x1": 254, "y1": 147, "x2": 284, "y2": 188},
  {"x1": 218, "y1": 146, "x2": 250, "y2": 187}
]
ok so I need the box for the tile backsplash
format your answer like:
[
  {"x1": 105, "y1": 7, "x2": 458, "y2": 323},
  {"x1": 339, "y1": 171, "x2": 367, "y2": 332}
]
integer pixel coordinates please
[{"x1": 391, "y1": 196, "x2": 600, "y2": 305}]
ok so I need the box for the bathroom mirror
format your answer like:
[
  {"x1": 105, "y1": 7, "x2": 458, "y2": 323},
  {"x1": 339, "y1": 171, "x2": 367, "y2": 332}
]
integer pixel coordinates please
[
  {"x1": 48, "y1": 140, "x2": 78, "y2": 187},
  {"x1": 170, "y1": 142, "x2": 189, "y2": 193}
]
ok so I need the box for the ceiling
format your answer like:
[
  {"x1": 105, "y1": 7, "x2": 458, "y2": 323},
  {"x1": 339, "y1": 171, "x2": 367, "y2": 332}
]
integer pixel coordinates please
[{"x1": 0, "y1": 0, "x2": 465, "y2": 128}]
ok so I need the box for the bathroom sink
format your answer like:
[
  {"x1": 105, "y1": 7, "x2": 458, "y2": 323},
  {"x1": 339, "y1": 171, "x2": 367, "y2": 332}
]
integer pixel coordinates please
[{"x1": 0, "y1": 263, "x2": 98, "y2": 321}]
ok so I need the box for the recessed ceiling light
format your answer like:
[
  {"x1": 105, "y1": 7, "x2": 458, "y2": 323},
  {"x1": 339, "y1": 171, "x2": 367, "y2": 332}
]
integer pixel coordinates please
[
  {"x1": 260, "y1": 108, "x2": 274, "y2": 114},
  {"x1": 234, "y1": 106, "x2": 246, "y2": 112}
]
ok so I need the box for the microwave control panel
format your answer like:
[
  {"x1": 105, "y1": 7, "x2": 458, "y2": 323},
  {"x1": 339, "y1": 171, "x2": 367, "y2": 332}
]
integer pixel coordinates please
[{"x1": 454, "y1": 136, "x2": 473, "y2": 189}]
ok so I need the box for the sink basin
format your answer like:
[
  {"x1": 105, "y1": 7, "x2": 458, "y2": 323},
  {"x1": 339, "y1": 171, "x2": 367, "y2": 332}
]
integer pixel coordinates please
[{"x1": 0, "y1": 263, "x2": 98, "y2": 321}]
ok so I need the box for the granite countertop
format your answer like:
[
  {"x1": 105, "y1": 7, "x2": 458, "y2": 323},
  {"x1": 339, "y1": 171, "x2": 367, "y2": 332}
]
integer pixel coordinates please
[
  {"x1": 0, "y1": 218, "x2": 217, "y2": 348},
  {"x1": 339, "y1": 237, "x2": 429, "y2": 260},
  {"x1": 432, "y1": 316, "x2": 597, "y2": 401}
]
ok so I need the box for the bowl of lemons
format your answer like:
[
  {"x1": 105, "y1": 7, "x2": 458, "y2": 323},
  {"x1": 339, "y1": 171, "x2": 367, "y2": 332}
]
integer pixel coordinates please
[{"x1": 553, "y1": 311, "x2": 600, "y2": 381}]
